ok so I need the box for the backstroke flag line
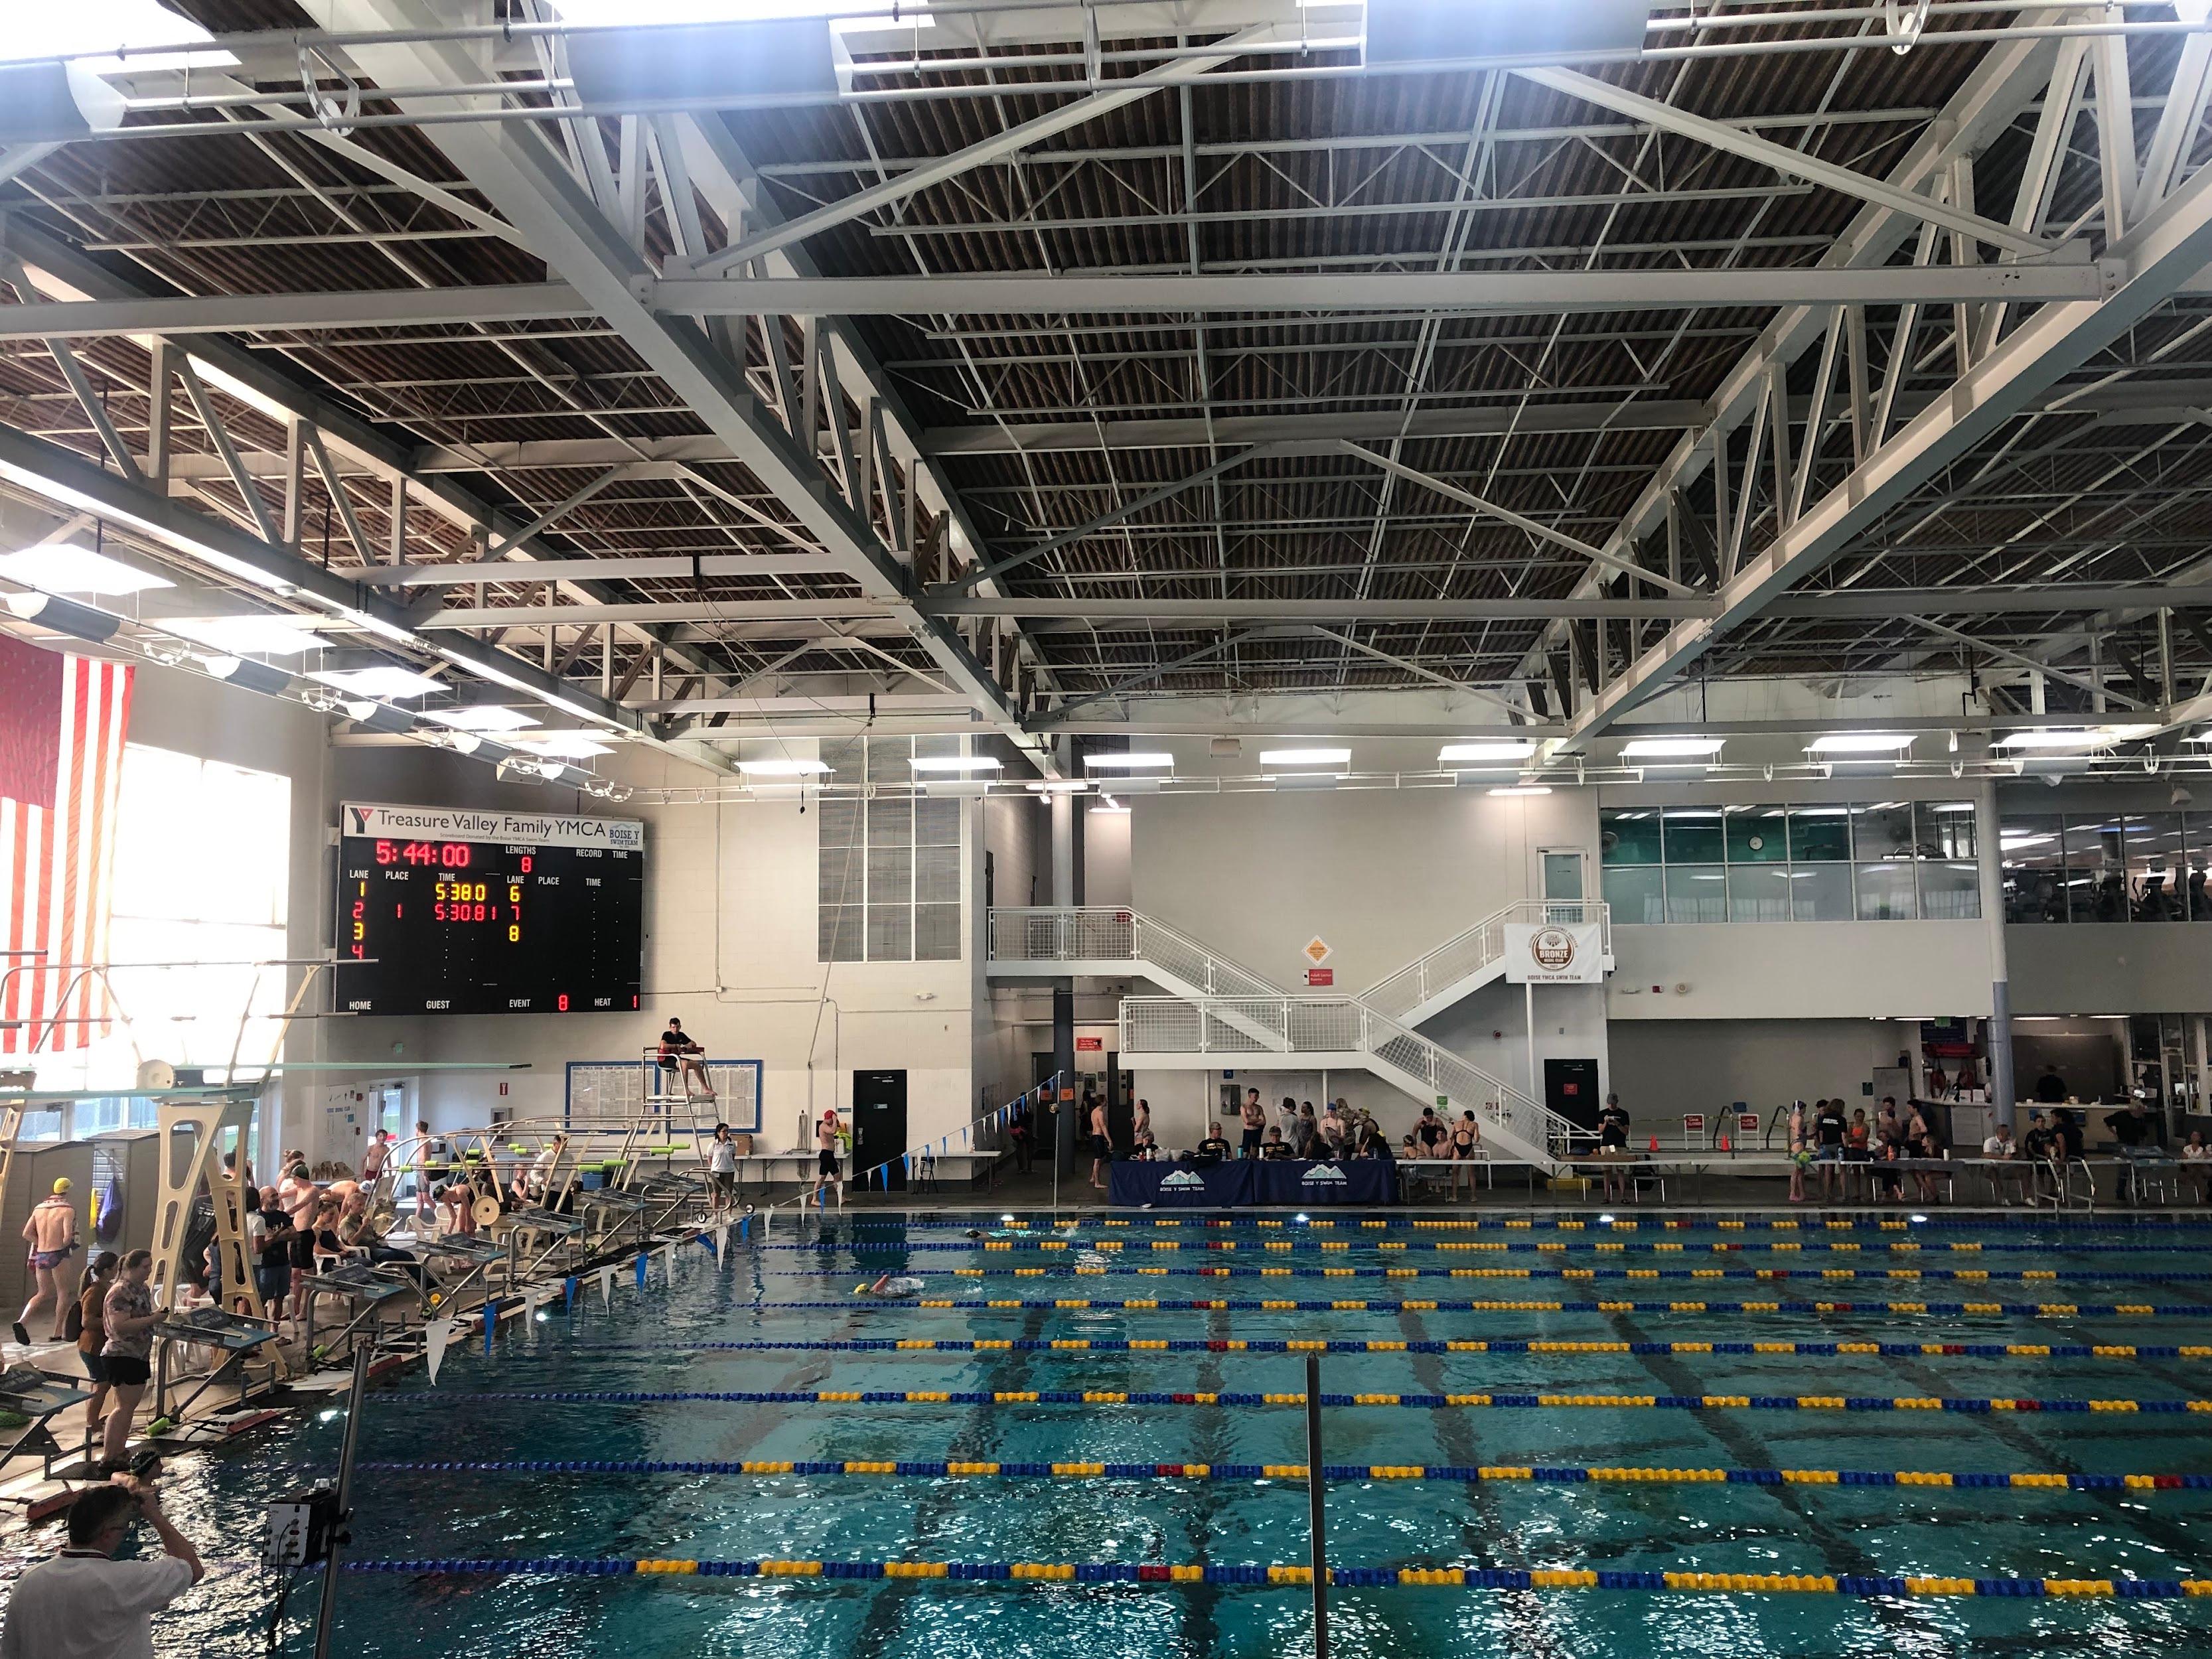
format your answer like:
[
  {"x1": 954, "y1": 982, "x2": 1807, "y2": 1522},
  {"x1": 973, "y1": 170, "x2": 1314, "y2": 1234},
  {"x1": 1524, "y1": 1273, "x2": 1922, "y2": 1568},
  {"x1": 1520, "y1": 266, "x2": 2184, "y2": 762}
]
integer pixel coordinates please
[{"x1": 0, "y1": 632, "x2": 133, "y2": 1054}]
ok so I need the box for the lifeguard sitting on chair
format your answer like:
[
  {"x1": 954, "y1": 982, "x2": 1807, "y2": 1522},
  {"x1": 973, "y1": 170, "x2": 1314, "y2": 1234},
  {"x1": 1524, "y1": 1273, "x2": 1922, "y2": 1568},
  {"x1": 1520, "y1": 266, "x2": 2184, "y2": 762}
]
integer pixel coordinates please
[{"x1": 656, "y1": 1017, "x2": 715, "y2": 1102}]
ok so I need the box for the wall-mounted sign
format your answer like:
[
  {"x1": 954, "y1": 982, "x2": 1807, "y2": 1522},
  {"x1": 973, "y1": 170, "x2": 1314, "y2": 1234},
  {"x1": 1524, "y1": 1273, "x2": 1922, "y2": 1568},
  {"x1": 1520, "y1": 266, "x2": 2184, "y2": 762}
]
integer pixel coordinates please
[
  {"x1": 1302, "y1": 936, "x2": 1332, "y2": 966},
  {"x1": 1305, "y1": 968, "x2": 1333, "y2": 987},
  {"x1": 1076, "y1": 1036, "x2": 1103, "y2": 1052},
  {"x1": 1503, "y1": 922, "x2": 1604, "y2": 984}
]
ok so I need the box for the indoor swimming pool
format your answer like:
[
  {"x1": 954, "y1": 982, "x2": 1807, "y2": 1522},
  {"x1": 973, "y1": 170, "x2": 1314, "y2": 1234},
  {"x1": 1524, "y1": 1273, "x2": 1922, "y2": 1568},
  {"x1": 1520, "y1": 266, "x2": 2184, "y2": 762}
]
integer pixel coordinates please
[{"x1": 25, "y1": 1210, "x2": 2212, "y2": 1658}]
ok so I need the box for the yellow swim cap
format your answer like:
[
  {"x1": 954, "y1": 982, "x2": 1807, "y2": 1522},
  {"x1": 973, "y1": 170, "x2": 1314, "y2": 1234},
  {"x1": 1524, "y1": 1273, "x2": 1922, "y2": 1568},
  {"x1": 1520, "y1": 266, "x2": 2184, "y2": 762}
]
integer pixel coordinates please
[{"x1": 52, "y1": 1177, "x2": 72, "y2": 1194}]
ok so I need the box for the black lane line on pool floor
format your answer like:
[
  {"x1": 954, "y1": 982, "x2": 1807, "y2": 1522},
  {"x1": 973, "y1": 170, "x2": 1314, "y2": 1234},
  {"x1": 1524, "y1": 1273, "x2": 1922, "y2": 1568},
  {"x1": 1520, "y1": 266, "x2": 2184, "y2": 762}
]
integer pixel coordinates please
[
  {"x1": 1867, "y1": 1336, "x2": 2212, "y2": 1583},
  {"x1": 1393, "y1": 1304, "x2": 1574, "y2": 1659},
  {"x1": 1602, "y1": 1309, "x2": 1943, "y2": 1648}
]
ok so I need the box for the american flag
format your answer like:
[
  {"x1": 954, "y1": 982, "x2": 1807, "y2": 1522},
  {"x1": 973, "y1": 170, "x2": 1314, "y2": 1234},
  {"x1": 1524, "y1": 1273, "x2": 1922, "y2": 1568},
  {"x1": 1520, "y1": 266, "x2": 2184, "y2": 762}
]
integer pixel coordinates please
[{"x1": 0, "y1": 632, "x2": 133, "y2": 1054}]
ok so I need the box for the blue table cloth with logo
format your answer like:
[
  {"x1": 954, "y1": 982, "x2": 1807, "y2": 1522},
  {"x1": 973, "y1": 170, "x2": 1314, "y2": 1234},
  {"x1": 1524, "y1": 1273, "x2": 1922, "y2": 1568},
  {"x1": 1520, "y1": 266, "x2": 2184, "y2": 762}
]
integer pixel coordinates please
[{"x1": 1108, "y1": 1157, "x2": 1396, "y2": 1207}]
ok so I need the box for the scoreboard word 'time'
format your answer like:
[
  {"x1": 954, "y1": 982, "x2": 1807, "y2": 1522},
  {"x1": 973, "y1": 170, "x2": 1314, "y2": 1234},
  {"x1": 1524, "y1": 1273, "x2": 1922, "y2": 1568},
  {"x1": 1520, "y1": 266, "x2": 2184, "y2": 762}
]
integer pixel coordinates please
[{"x1": 335, "y1": 802, "x2": 644, "y2": 1015}]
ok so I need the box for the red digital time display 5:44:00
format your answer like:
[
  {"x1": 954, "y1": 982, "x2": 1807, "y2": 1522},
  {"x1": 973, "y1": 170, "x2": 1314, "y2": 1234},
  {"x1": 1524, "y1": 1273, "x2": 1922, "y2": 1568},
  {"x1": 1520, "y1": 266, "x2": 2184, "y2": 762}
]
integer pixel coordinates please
[{"x1": 336, "y1": 833, "x2": 641, "y2": 1017}]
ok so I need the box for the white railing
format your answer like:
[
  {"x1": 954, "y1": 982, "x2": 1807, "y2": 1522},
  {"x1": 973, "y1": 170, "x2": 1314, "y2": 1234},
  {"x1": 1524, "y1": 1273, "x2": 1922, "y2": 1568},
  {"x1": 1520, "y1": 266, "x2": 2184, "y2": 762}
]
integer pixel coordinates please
[
  {"x1": 987, "y1": 906, "x2": 1282, "y2": 1001},
  {"x1": 1120, "y1": 993, "x2": 1580, "y2": 1165},
  {"x1": 1361, "y1": 900, "x2": 1612, "y2": 1024}
]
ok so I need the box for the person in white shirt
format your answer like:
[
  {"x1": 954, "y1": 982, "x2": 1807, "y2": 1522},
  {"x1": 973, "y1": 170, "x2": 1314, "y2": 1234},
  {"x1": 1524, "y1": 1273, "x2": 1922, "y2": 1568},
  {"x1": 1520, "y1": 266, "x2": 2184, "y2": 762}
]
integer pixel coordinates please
[
  {"x1": 1982, "y1": 1121, "x2": 2026, "y2": 1203},
  {"x1": 707, "y1": 1123, "x2": 741, "y2": 1215},
  {"x1": 2184, "y1": 1130, "x2": 2211, "y2": 1204},
  {"x1": 0, "y1": 1478, "x2": 202, "y2": 1659}
]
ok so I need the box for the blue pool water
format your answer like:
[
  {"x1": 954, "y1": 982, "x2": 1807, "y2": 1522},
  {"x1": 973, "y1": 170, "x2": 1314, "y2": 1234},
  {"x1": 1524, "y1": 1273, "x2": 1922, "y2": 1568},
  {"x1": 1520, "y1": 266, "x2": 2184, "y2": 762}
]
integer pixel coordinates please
[{"x1": 16, "y1": 1210, "x2": 2212, "y2": 1656}]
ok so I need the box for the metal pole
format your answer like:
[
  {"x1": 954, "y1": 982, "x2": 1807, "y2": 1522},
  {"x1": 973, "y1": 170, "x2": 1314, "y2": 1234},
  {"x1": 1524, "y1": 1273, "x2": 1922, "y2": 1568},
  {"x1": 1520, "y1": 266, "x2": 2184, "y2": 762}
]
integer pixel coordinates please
[
  {"x1": 311, "y1": 1340, "x2": 373, "y2": 1659},
  {"x1": 1305, "y1": 1351, "x2": 1329, "y2": 1658}
]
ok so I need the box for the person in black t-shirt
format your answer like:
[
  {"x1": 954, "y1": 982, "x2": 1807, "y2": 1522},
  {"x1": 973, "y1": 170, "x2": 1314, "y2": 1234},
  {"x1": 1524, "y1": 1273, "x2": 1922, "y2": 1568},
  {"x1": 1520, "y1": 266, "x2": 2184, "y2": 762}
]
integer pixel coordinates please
[
  {"x1": 1194, "y1": 1125, "x2": 1232, "y2": 1166},
  {"x1": 2104, "y1": 1100, "x2": 2156, "y2": 1201},
  {"x1": 1597, "y1": 1096, "x2": 1631, "y2": 1149},
  {"x1": 2035, "y1": 1068, "x2": 2067, "y2": 1104},
  {"x1": 1812, "y1": 1099, "x2": 1848, "y2": 1199}
]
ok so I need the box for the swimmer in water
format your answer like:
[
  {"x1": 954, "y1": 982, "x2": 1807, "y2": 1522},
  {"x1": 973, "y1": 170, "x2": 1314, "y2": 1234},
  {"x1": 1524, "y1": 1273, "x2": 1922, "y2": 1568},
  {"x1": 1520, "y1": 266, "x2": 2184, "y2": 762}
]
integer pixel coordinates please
[{"x1": 856, "y1": 1273, "x2": 924, "y2": 1297}]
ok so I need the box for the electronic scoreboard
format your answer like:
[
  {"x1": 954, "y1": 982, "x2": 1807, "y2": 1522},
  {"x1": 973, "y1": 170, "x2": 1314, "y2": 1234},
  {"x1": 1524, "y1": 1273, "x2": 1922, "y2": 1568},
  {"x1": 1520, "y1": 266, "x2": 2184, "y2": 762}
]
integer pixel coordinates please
[{"x1": 335, "y1": 802, "x2": 644, "y2": 1015}]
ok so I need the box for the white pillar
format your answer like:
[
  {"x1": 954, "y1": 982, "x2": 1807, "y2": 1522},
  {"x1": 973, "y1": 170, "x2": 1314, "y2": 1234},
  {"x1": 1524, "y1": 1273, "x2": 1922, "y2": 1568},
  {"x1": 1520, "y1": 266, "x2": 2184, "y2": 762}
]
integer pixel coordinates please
[{"x1": 1976, "y1": 782, "x2": 2014, "y2": 1123}]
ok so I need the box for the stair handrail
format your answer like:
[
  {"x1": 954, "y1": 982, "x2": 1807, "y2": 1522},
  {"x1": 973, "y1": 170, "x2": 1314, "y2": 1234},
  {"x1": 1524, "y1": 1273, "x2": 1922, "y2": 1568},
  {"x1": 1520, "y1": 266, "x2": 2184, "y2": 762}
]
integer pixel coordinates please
[
  {"x1": 986, "y1": 905, "x2": 1285, "y2": 999},
  {"x1": 1361, "y1": 899, "x2": 1611, "y2": 1023},
  {"x1": 1117, "y1": 992, "x2": 1582, "y2": 1165}
]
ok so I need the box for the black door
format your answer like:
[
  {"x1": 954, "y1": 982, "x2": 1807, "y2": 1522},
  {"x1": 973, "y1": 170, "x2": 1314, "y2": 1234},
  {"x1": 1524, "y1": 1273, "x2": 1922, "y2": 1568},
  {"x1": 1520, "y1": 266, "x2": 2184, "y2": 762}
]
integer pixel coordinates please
[
  {"x1": 852, "y1": 1070, "x2": 909, "y2": 1192},
  {"x1": 1106, "y1": 1059, "x2": 1134, "y2": 1148},
  {"x1": 1544, "y1": 1058, "x2": 1601, "y2": 1136}
]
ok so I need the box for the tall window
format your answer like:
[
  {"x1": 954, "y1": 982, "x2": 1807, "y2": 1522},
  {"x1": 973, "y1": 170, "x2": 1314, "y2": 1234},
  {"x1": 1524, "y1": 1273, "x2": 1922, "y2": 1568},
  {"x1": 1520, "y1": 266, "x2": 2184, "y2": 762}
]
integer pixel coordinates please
[
  {"x1": 818, "y1": 736, "x2": 963, "y2": 963},
  {"x1": 1600, "y1": 801, "x2": 1980, "y2": 923},
  {"x1": 32, "y1": 744, "x2": 291, "y2": 1096},
  {"x1": 2000, "y1": 808, "x2": 2201, "y2": 922}
]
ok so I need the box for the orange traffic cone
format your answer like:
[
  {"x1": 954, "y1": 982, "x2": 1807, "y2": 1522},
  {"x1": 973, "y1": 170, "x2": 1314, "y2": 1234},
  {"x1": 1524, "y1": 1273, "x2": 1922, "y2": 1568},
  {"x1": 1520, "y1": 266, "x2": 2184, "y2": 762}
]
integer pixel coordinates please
[{"x1": 1720, "y1": 1134, "x2": 1732, "y2": 1152}]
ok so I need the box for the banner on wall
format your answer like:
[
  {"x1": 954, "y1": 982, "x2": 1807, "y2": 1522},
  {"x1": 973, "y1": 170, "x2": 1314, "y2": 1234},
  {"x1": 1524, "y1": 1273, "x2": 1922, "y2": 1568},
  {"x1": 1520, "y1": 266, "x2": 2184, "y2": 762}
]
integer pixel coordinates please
[{"x1": 1503, "y1": 922, "x2": 1603, "y2": 985}]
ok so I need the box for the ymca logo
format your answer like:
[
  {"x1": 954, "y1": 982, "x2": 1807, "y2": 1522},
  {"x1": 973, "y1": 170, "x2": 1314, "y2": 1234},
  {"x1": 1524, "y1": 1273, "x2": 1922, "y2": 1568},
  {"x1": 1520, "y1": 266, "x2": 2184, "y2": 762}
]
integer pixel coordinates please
[
  {"x1": 1161, "y1": 1169, "x2": 1207, "y2": 1189},
  {"x1": 1301, "y1": 1163, "x2": 1347, "y2": 1185},
  {"x1": 348, "y1": 806, "x2": 374, "y2": 835}
]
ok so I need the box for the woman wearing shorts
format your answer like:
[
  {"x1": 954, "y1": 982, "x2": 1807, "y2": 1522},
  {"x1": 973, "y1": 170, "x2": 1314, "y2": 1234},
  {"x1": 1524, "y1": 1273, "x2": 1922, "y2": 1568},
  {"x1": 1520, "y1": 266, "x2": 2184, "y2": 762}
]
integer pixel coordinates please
[
  {"x1": 74, "y1": 1252, "x2": 119, "y2": 1441},
  {"x1": 100, "y1": 1250, "x2": 160, "y2": 1469}
]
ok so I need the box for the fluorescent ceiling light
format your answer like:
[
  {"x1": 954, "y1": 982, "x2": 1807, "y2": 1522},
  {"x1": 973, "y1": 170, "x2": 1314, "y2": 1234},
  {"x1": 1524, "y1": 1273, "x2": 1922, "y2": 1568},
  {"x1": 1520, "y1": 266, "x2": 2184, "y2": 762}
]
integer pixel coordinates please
[
  {"x1": 309, "y1": 666, "x2": 445, "y2": 699},
  {"x1": 1806, "y1": 734, "x2": 1915, "y2": 754},
  {"x1": 512, "y1": 733, "x2": 614, "y2": 758},
  {"x1": 1025, "y1": 780, "x2": 1090, "y2": 793},
  {"x1": 1084, "y1": 752, "x2": 1174, "y2": 770},
  {"x1": 1996, "y1": 726, "x2": 2156, "y2": 749},
  {"x1": 0, "y1": 3, "x2": 235, "y2": 72},
  {"x1": 1488, "y1": 785, "x2": 1552, "y2": 797},
  {"x1": 0, "y1": 541, "x2": 170, "y2": 595},
  {"x1": 552, "y1": 0, "x2": 895, "y2": 23},
  {"x1": 1089, "y1": 798, "x2": 1131, "y2": 816},
  {"x1": 1620, "y1": 737, "x2": 1725, "y2": 758},
  {"x1": 909, "y1": 755, "x2": 1003, "y2": 772},
  {"x1": 165, "y1": 614, "x2": 332, "y2": 656},
  {"x1": 1929, "y1": 802, "x2": 1977, "y2": 813},
  {"x1": 1258, "y1": 747, "x2": 1351, "y2": 766},
  {"x1": 1441, "y1": 741, "x2": 1536, "y2": 762},
  {"x1": 735, "y1": 757, "x2": 829, "y2": 775},
  {"x1": 424, "y1": 705, "x2": 536, "y2": 734}
]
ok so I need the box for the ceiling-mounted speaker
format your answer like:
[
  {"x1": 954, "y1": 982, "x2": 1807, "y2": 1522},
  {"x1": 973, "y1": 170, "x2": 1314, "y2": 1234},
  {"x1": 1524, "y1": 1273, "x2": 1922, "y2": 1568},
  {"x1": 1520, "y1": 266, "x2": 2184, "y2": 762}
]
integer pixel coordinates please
[{"x1": 1365, "y1": 0, "x2": 1655, "y2": 66}]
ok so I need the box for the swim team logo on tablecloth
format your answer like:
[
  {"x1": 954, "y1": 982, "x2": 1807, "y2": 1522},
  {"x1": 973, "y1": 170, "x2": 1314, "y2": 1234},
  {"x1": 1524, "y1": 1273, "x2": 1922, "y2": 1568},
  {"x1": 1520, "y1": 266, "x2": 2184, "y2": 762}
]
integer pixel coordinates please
[
  {"x1": 1300, "y1": 1164, "x2": 1348, "y2": 1186},
  {"x1": 1161, "y1": 1170, "x2": 1207, "y2": 1189}
]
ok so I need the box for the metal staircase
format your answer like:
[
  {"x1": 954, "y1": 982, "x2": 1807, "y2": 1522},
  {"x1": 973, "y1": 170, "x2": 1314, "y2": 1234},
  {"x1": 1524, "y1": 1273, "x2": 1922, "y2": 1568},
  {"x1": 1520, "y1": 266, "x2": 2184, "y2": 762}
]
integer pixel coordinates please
[
  {"x1": 1115, "y1": 993, "x2": 1576, "y2": 1171},
  {"x1": 1359, "y1": 899, "x2": 1613, "y2": 1027},
  {"x1": 984, "y1": 906, "x2": 1579, "y2": 1172}
]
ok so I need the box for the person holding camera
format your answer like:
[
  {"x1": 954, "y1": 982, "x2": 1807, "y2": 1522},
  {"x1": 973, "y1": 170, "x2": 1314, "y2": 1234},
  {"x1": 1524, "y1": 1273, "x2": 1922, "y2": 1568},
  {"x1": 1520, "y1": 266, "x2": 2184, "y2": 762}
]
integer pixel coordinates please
[{"x1": 0, "y1": 1474, "x2": 202, "y2": 1658}]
